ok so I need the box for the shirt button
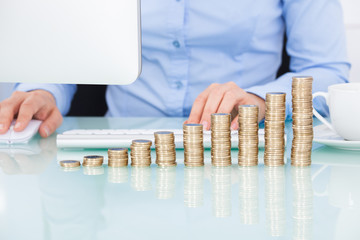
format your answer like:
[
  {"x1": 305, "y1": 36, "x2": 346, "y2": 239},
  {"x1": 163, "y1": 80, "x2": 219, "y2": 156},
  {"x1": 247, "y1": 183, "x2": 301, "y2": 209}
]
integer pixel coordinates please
[
  {"x1": 172, "y1": 40, "x2": 181, "y2": 48},
  {"x1": 175, "y1": 81, "x2": 183, "y2": 89}
]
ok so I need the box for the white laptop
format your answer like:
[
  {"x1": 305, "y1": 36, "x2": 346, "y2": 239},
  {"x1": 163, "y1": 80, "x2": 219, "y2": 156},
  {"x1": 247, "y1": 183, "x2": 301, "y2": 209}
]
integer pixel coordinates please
[{"x1": 0, "y1": 0, "x2": 141, "y2": 85}]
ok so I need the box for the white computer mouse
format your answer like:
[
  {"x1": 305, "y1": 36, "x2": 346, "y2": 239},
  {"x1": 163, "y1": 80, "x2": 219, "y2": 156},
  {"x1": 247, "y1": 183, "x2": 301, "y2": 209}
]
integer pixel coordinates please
[{"x1": 0, "y1": 120, "x2": 42, "y2": 144}]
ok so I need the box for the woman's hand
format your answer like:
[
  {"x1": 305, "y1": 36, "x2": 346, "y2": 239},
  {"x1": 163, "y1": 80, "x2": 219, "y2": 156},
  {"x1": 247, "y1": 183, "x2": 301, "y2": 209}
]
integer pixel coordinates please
[
  {"x1": 0, "y1": 90, "x2": 63, "y2": 137},
  {"x1": 187, "y1": 82, "x2": 265, "y2": 130}
]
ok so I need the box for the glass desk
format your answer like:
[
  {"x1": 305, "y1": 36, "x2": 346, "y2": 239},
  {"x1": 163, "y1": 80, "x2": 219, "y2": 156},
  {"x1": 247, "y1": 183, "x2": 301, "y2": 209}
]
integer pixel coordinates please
[{"x1": 0, "y1": 117, "x2": 359, "y2": 240}]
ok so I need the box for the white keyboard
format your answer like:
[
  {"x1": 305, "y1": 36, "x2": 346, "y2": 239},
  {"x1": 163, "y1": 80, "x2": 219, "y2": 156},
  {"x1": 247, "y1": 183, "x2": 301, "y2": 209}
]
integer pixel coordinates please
[{"x1": 56, "y1": 128, "x2": 273, "y2": 149}]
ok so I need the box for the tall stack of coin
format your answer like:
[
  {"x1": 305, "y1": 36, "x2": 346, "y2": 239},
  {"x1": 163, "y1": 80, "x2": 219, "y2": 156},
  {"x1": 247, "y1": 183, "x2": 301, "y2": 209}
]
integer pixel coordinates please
[
  {"x1": 82, "y1": 155, "x2": 104, "y2": 167},
  {"x1": 130, "y1": 139, "x2": 152, "y2": 167},
  {"x1": 291, "y1": 76, "x2": 313, "y2": 166},
  {"x1": 211, "y1": 113, "x2": 232, "y2": 166},
  {"x1": 154, "y1": 131, "x2": 176, "y2": 167},
  {"x1": 264, "y1": 93, "x2": 286, "y2": 166},
  {"x1": 238, "y1": 105, "x2": 259, "y2": 166},
  {"x1": 108, "y1": 148, "x2": 128, "y2": 167},
  {"x1": 183, "y1": 123, "x2": 204, "y2": 167}
]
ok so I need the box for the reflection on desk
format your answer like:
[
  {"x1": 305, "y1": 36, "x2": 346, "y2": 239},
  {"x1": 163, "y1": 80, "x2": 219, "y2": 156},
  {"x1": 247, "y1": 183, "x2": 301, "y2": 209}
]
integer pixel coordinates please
[{"x1": 0, "y1": 117, "x2": 360, "y2": 240}]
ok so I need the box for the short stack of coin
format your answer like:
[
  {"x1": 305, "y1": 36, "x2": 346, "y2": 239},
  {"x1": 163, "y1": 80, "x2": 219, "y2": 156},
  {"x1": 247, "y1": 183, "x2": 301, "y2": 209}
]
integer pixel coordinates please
[
  {"x1": 238, "y1": 105, "x2": 259, "y2": 166},
  {"x1": 59, "y1": 160, "x2": 81, "y2": 172},
  {"x1": 130, "y1": 139, "x2": 152, "y2": 167},
  {"x1": 154, "y1": 131, "x2": 176, "y2": 167},
  {"x1": 108, "y1": 148, "x2": 129, "y2": 167},
  {"x1": 183, "y1": 123, "x2": 204, "y2": 167},
  {"x1": 291, "y1": 76, "x2": 313, "y2": 166},
  {"x1": 82, "y1": 155, "x2": 104, "y2": 167},
  {"x1": 211, "y1": 113, "x2": 232, "y2": 167},
  {"x1": 264, "y1": 93, "x2": 286, "y2": 166}
]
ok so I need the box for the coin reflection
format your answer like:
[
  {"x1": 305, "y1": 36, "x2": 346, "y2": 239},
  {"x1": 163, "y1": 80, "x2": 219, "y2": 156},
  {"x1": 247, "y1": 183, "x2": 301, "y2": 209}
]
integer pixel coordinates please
[
  {"x1": 131, "y1": 166, "x2": 152, "y2": 191},
  {"x1": 156, "y1": 166, "x2": 176, "y2": 199},
  {"x1": 291, "y1": 166, "x2": 313, "y2": 240},
  {"x1": 108, "y1": 166, "x2": 129, "y2": 183},
  {"x1": 238, "y1": 166, "x2": 259, "y2": 224},
  {"x1": 83, "y1": 166, "x2": 104, "y2": 176},
  {"x1": 264, "y1": 166, "x2": 286, "y2": 236},
  {"x1": 211, "y1": 166, "x2": 232, "y2": 218},
  {"x1": 184, "y1": 166, "x2": 204, "y2": 208}
]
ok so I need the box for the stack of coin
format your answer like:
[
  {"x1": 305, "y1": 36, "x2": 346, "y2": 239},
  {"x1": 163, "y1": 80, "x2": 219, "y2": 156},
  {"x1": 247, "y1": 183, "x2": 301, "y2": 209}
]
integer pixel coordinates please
[
  {"x1": 264, "y1": 93, "x2": 286, "y2": 166},
  {"x1": 238, "y1": 105, "x2": 259, "y2": 166},
  {"x1": 130, "y1": 139, "x2": 152, "y2": 167},
  {"x1": 59, "y1": 160, "x2": 81, "y2": 172},
  {"x1": 211, "y1": 113, "x2": 232, "y2": 167},
  {"x1": 108, "y1": 148, "x2": 129, "y2": 167},
  {"x1": 82, "y1": 155, "x2": 104, "y2": 167},
  {"x1": 183, "y1": 123, "x2": 204, "y2": 167},
  {"x1": 154, "y1": 131, "x2": 176, "y2": 167},
  {"x1": 291, "y1": 76, "x2": 313, "y2": 166}
]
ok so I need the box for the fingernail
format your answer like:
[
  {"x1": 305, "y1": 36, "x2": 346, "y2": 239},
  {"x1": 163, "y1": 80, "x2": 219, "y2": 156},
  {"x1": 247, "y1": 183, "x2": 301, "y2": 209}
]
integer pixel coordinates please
[
  {"x1": 14, "y1": 122, "x2": 21, "y2": 130},
  {"x1": 44, "y1": 126, "x2": 50, "y2": 137},
  {"x1": 231, "y1": 122, "x2": 238, "y2": 130},
  {"x1": 201, "y1": 121, "x2": 208, "y2": 130},
  {"x1": 0, "y1": 124, "x2": 4, "y2": 131}
]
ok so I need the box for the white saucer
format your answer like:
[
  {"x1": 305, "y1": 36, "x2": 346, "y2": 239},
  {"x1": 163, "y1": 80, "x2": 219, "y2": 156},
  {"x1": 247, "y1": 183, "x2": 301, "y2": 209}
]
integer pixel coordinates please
[{"x1": 313, "y1": 124, "x2": 360, "y2": 150}]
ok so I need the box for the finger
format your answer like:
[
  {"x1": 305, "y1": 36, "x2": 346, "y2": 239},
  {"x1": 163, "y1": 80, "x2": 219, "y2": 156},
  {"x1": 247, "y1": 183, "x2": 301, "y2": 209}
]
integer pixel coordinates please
[
  {"x1": 0, "y1": 106, "x2": 15, "y2": 133},
  {"x1": 199, "y1": 90, "x2": 226, "y2": 130},
  {"x1": 0, "y1": 97, "x2": 26, "y2": 133},
  {"x1": 217, "y1": 91, "x2": 241, "y2": 114},
  {"x1": 217, "y1": 92, "x2": 242, "y2": 130},
  {"x1": 231, "y1": 116, "x2": 239, "y2": 130},
  {"x1": 38, "y1": 109, "x2": 63, "y2": 138},
  {"x1": 188, "y1": 83, "x2": 219, "y2": 124},
  {"x1": 14, "y1": 99, "x2": 44, "y2": 132}
]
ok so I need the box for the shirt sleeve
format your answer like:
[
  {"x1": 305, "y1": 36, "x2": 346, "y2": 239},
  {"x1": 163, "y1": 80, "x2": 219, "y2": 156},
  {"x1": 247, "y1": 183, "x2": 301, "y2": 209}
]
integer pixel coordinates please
[
  {"x1": 14, "y1": 83, "x2": 77, "y2": 116},
  {"x1": 245, "y1": 0, "x2": 350, "y2": 119}
]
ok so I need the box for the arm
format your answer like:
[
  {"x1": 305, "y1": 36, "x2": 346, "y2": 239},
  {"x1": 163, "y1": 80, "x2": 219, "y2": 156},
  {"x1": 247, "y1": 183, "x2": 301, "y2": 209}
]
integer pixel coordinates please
[{"x1": 245, "y1": 0, "x2": 350, "y2": 119}]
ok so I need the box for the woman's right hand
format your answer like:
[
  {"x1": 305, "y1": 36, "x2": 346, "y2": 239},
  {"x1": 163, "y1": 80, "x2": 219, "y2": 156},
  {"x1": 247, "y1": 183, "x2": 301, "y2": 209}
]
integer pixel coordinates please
[{"x1": 0, "y1": 90, "x2": 63, "y2": 137}]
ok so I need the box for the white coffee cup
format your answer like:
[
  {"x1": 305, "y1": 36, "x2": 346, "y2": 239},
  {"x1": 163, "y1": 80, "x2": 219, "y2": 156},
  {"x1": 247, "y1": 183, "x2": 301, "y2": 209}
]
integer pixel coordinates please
[{"x1": 312, "y1": 83, "x2": 360, "y2": 141}]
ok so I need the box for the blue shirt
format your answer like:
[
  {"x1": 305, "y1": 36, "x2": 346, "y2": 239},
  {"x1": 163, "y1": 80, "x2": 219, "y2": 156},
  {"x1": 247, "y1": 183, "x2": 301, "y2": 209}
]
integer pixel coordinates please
[{"x1": 16, "y1": 0, "x2": 350, "y2": 119}]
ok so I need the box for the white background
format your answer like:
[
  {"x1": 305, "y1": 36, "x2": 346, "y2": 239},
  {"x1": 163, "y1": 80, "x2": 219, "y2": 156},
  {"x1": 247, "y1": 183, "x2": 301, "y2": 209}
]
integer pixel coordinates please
[{"x1": 0, "y1": 0, "x2": 359, "y2": 101}]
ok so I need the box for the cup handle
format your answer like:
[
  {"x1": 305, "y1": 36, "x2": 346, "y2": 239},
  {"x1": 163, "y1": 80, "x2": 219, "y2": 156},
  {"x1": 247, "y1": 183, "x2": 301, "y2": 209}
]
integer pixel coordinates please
[{"x1": 312, "y1": 92, "x2": 336, "y2": 132}]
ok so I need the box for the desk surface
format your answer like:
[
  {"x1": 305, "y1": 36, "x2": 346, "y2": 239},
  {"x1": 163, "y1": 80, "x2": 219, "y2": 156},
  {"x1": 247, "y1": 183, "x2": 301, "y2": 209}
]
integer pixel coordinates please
[{"x1": 1, "y1": 117, "x2": 360, "y2": 240}]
